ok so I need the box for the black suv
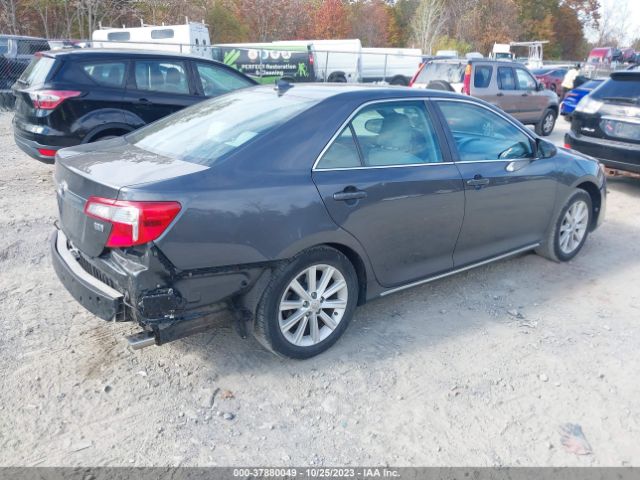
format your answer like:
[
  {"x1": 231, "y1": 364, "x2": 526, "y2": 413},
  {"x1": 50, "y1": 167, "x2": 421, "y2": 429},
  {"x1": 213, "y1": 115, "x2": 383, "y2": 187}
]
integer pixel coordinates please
[
  {"x1": 13, "y1": 49, "x2": 257, "y2": 162},
  {"x1": 565, "y1": 71, "x2": 640, "y2": 174}
]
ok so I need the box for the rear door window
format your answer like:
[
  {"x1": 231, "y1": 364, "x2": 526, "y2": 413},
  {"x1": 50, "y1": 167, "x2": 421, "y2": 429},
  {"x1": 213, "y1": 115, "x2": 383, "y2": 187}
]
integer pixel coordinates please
[
  {"x1": 195, "y1": 62, "x2": 254, "y2": 96},
  {"x1": 134, "y1": 60, "x2": 190, "y2": 94},
  {"x1": 316, "y1": 127, "x2": 362, "y2": 169},
  {"x1": 474, "y1": 65, "x2": 492, "y2": 88},
  {"x1": 82, "y1": 62, "x2": 126, "y2": 87},
  {"x1": 497, "y1": 67, "x2": 516, "y2": 90},
  {"x1": 349, "y1": 101, "x2": 443, "y2": 166}
]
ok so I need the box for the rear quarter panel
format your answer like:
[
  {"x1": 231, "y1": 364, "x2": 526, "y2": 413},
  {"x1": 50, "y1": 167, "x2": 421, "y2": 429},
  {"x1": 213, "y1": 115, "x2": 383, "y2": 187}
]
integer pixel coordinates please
[{"x1": 119, "y1": 94, "x2": 382, "y2": 292}]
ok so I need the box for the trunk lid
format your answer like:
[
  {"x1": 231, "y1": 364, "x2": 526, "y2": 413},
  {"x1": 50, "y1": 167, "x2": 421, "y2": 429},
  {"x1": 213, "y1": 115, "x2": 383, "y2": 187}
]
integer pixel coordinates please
[{"x1": 54, "y1": 137, "x2": 208, "y2": 257}]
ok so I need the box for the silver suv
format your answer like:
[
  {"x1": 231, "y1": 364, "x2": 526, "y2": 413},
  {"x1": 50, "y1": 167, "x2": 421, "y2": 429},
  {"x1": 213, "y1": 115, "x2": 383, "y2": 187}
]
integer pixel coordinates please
[{"x1": 411, "y1": 59, "x2": 559, "y2": 136}]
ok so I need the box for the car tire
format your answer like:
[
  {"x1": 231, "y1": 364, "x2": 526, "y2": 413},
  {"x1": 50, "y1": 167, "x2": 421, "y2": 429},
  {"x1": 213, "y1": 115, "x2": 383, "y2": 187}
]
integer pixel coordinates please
[
  {"x1": 390, "y1": 76, "x2": 408, "y2": 86},
  {"x1": 535, "y1": 190, "x2": 592, "y2": 262},
  {"x1": 328, "y1": 73, "x2": 347, "y2": 83},
  {"x1": 426, "y1": 80, "x2": 455, "y2": 92},
  {"x1": 253, "y1": 246, "x2": 358, "y2": 359},
  {"x1": 535, "y1": 108, "x2": 557, "y2": 136}
]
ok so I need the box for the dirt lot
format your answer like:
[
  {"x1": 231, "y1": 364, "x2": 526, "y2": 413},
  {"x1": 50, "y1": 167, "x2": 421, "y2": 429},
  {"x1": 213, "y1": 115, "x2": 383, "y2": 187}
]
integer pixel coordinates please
[{"x1": 1, "y1": 114, "x2": 639, "y2": 467}]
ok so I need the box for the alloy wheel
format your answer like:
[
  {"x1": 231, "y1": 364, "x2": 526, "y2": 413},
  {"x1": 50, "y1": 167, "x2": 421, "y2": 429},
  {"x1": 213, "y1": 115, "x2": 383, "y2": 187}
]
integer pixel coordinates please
[
  {"x1": 278, "y1": 264, "x2": 349, "y2": 347},
  {"x1": 543, "y1": 112, "x2": 555, "y2": 134},
  {"x1": 559, "y1": 200, "x2": 589, "y2": 255}
]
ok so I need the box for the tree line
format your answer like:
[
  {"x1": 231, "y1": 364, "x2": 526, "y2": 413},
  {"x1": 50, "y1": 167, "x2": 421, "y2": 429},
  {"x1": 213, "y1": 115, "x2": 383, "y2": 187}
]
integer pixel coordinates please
[{"x1": 0, "y1": 0, "x2": 634, "y2": 60}]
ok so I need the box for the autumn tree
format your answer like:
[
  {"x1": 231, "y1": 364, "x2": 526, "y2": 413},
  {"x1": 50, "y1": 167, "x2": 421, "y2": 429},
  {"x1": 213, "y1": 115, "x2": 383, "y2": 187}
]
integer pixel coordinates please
[
  {"x1": 348, "y1": 0, "x2": 391, "y2": 47},
  {"x1": 310, "y1": 0, "x2": 349, "y2": 39},
  {"x1": 411, "y1": 0, "x2": 448, "y2": 54}
]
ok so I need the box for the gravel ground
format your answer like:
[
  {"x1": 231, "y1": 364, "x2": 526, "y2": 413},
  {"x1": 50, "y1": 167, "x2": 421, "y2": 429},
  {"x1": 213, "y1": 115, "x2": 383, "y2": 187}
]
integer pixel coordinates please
[{"x1": 1, "y1": 114, "x2": 639, "y2": 467}]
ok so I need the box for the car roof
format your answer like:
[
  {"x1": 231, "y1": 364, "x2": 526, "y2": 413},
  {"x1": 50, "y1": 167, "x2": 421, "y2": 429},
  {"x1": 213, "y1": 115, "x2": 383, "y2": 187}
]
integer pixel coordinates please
[
  {"x1": 249, "y1": 83, "x2": 470, "y2": 103},
  {"x1": 42, "y1": 48, "x2": 211, "y2": 61},
  {"x1": 0, "y1": 34, "x2": 48, "y2": 41},
  {"x1": 610, "y1": 71, "x2": 640, "y2": 81}
]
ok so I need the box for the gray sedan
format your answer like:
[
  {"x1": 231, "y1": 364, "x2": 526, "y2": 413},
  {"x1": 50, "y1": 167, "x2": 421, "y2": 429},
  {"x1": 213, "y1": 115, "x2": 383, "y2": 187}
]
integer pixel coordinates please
[{"x1": 50, "y1": 84, "x2": 606, "y2": 358}]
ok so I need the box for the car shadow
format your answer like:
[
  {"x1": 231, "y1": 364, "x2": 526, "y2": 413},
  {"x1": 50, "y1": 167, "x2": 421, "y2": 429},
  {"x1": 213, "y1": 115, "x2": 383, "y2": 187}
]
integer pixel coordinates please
[{"x1": 168, "y1": 212, "x2": 640, "y2": 376}]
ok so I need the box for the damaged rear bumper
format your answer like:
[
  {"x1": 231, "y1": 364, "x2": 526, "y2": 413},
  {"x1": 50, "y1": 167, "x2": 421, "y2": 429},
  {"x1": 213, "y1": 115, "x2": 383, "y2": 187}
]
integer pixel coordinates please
[
  {"x1": 51, "y1": 227, "x2": 270, "y2": 346},
  {"x1": 51, "y1": 229, "x2": 124, "y2": 320}
]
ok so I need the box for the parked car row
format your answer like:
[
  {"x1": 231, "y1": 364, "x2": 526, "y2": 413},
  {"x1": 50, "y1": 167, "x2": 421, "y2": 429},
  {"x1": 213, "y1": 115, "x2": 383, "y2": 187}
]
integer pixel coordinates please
[
  {"x1": 9, "y1": 43, "x2": 634, "y2": 358},
  {"x1": 410, "y1": 59, "x2": 559, "y2": 136},
  {"x1": 12, "y1": 49, "x2": 256, "y2": 161}
]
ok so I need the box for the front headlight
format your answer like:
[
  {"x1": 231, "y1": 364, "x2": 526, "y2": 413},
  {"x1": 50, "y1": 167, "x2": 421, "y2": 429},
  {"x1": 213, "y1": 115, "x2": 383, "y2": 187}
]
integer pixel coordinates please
[{"x1": 575, "y1": 96, "x2": 603, "y2": 114}]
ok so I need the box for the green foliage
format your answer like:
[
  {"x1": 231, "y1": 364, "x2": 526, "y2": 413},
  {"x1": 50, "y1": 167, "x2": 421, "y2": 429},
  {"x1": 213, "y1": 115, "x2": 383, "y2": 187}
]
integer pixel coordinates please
[{"x1": 433, "y1": 36, "x2": 473, "y2": 56}]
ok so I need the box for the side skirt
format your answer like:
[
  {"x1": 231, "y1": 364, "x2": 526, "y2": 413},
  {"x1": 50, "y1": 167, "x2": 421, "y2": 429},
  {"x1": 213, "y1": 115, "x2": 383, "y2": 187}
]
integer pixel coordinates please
[{"x1": 380, "y1": 243, "x2": 540, "y2": 297}]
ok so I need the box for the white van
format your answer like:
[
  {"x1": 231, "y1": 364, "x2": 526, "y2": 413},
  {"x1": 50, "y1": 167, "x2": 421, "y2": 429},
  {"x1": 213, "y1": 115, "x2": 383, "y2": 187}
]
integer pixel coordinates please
[
  {"x1": 92, "y1": 22, "x2": 211, "y2": 58},
  {"x1": 273, "y1": 39, "x2": 362, "y2": 83},
  {"x1": 360, "y1": 47, "x2": 422, "y2": 85}
]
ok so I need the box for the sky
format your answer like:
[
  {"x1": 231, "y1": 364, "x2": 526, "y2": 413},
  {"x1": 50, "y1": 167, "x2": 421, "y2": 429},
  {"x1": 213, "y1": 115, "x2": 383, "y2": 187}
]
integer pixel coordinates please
[{"x1": 586, "y1": 0, "x2": 640, "y2": 45}]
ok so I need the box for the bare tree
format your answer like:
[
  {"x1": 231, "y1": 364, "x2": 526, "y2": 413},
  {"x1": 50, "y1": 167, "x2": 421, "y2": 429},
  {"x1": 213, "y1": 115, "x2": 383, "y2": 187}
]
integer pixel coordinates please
[
  {"x1": 0, "y1": 0, "x2": 20, "y2": 34},
  {"x1": 411, "y1": 0, "x2": 448, "y2": 54}
]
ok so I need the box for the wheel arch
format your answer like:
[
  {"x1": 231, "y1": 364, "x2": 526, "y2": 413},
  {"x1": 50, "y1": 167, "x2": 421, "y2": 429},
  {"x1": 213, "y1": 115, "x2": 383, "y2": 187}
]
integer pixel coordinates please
[
  {"x1": 84, "y1": 123, "x2": 135, "y2": 143},
  {"x1": 324, "y1": 242, "x2": 367, "y2": 306},
  {"x1": 575, "y1": 180, "x2": 602, "y2": 230}
]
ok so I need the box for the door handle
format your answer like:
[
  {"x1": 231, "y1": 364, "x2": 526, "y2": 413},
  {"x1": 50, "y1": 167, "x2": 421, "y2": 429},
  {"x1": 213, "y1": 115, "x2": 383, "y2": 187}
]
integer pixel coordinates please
[
  {"x1": 497, "y1": 92, "x2": 504, "y2": 97},
  {"x1": 137, "y1": 98, "x2": 151, "y2": 104},
  {"x1": 466, "y1": 176, "x2": 490, "y2": 187},
  {"x1": 521, "y1": 93, "x2": 529, "y2": 96},
  {"x1": 333, "y1": 189, "x2": 367, "y2": 201}
]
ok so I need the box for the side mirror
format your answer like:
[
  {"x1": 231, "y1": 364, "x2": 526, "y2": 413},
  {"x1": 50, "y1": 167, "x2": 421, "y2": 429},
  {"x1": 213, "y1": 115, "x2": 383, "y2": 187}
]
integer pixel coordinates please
[
  {"x1": 536, "y1": 82, "x2": 545, "y2": 91},
  {"x1": 364, "y1": 118, "x2": 382, "y2": 134},
  {"x1": 536, "y1": 138, "x2": 557, "y2": 159}
]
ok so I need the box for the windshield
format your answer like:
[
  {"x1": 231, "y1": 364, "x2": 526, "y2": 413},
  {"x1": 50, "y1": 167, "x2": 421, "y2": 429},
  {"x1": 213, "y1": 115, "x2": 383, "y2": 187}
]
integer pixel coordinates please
[
  {"x1": 17, "y1": 55, "x2": 55, "y2": 86},
  {"x1": 417, "y1": 62, "x2": 465, "y2": 84},
  {"x1": 128, "y1": 89, "x2": 318, "y2": 165},
  {"x1": 591, "y1": 77, "x2": 640, "y2": 103},
  {"x1": 532, "y1": 68, "x2": 553, "y2": 75}
]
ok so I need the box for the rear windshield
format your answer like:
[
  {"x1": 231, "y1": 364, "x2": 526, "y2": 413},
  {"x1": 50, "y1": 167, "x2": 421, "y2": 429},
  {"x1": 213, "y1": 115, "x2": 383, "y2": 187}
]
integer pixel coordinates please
[
  {"x1": 591, "y1": 77, "x2": 640, "y2": 103},
  {"x1": 531, "y1": 68, "x2": 553, "y2": 75},
  {"x1": 0, "y1": 38, "x2": 8, "y2": 55},
  {"x1": 416, "y1": 62, "x2": 465, "y2": 84},
  {"x1": 127, "y1": 89, "x2": 318, "y2": 165},
  {"x1": 17, "y1": 55, "x2": 55, "y2": 86}
]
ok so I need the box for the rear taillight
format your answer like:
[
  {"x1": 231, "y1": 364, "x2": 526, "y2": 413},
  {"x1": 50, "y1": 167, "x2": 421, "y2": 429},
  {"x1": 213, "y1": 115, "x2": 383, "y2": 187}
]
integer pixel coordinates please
[
  {"x1": 37, "y1": 148, "x2": 57, "y2": 157},
  {"x1": 462, "y1": 64, "x2": 471, "y2": 95},
  {"x1": 409, "y1": 64, "x2": 424, "y2": 87},
  {"x1": 563, "y1": 143, "x2": 571, "y2": 149},
  {"x1": 29, "y1": 90, "x2": 82, "y2": 110},
  {"x1": 84, "y1": 197, "x2": 181, "y2": 248}
]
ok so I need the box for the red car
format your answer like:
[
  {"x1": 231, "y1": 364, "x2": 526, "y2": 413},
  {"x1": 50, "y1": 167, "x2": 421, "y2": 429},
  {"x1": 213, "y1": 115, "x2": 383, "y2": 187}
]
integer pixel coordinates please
[{"x1": 532, "y1": 67, "x2": 568, "y2": 94}]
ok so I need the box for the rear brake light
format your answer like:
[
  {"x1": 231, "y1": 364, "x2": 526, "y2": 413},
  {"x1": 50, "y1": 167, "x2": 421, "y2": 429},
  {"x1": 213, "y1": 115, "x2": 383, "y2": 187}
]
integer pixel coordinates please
[
  {"x1": 563, "y1": 143, "x2": 571, "y2": 149},
  {"x1": 29, "y1": 90, "x2": 81, "y2": 110},
  {"x1": 37, "y1": 148, "x2": 57, "y2": 157},
  {"x1": 409, "y1": 65, "x2": 424, "y2": 87},
  {"x1": 462, "y1": 64, "x2": 472, "y2": 95},
  {"x1": 84, "y1": 197, "x2": 181, "y2": 248}
]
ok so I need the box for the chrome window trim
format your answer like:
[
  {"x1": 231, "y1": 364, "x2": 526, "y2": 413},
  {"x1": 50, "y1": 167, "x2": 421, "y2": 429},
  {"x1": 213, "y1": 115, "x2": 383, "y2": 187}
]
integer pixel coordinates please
[{"x1": 312, "y1": 97, "x2": 446, "y2": 172}]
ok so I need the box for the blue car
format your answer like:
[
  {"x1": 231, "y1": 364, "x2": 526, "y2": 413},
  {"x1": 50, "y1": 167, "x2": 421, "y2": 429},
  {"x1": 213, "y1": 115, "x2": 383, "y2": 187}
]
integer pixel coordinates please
[{"x1": 560, "y1": 79, "x2": 604, "y2": 119}]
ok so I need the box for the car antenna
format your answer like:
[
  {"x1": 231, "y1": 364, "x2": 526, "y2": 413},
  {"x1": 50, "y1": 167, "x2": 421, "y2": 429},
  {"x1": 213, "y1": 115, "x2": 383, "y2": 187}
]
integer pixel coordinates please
[{"x1": 275, "y1": 79, "x2": 293, "y2": 96}]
